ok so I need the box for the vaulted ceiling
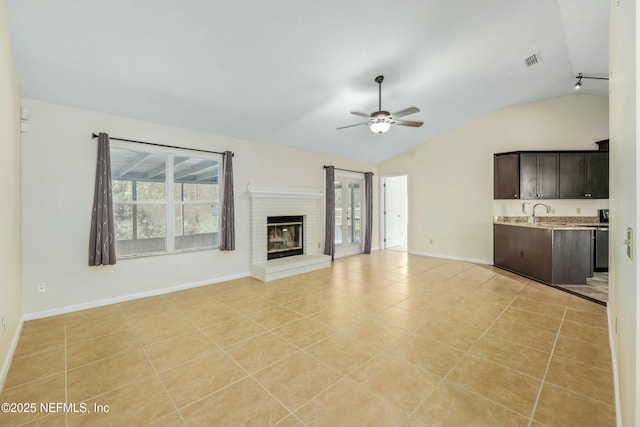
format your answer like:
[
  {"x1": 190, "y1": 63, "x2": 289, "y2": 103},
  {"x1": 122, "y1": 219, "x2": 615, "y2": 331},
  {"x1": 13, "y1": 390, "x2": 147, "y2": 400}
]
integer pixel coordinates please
[{"x1": 5, "y1": 0, "x2": 609, "y2": 163}]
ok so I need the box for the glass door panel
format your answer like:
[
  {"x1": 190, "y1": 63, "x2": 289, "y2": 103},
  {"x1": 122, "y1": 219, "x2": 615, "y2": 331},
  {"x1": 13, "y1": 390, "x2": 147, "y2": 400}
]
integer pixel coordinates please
[
  {"x1": 350, "y1": 182, "x2": 361, "y2": 244},
  {"x1": 334, "y1": 182, "x2": 343, "y2": 245},
  {"x1": 334, "y1": 176, "x2": 364, "y2": 258}
]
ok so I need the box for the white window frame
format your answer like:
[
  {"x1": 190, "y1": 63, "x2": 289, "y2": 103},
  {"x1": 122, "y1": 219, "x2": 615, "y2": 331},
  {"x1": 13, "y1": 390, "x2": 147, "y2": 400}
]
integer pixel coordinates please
[{"x1": 111, "y1": 141, "x2": 223, "y2": 259}]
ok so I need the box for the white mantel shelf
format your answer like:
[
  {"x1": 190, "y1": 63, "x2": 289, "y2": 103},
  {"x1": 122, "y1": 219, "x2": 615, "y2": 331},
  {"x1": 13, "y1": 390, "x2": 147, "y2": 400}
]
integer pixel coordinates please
[{"x1": 245, "y1": 188, "x2": 323, "y2": 200}]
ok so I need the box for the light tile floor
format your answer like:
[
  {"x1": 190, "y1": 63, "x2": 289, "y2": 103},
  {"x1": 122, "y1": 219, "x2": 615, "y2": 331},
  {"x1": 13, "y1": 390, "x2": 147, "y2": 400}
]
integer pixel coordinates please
[{"x1": 0, "y1": 251, "x2": 615, "y2": 427}]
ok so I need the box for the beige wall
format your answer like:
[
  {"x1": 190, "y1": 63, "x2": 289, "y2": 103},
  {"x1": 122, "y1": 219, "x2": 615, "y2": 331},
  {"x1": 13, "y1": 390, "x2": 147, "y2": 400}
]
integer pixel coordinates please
[
  {"x1": 609, "y1": 0, "x2": 639, "y2": 425},
  {"x1": 0, "y1": 0, "x2": 23, "y2": 389},
  {"x1": 380, "y1": 94, "x2": 609, "y2": 263},
  {"x1": 20, "y1": 99, "x2": 378, "y2": 317}
]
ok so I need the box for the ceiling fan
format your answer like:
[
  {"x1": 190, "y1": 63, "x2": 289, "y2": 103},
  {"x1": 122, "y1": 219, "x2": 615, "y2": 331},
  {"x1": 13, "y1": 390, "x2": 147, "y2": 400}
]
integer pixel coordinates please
[{"x1": 337, "y1": 75, "x2": 423, "y2": 134}]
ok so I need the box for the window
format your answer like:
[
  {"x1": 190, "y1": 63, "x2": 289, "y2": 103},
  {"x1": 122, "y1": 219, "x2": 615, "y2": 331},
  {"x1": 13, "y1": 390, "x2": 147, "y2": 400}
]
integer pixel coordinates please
[{"x1": 110, "y1": 144, "x2": 221, "y2": 257}]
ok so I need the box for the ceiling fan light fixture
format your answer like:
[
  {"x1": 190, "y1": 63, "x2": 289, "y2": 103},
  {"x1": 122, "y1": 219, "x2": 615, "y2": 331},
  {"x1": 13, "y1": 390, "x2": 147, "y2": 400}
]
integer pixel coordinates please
[
  {"x1": 337, "y1": 75, "x2": 423, "y2": 133},
  {"x1": 370, "y1": 121, "x2": 391, "y2": 134}
]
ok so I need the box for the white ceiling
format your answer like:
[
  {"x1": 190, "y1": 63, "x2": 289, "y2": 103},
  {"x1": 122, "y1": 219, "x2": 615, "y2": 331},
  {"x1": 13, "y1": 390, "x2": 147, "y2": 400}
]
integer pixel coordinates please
[{"x1": 5, "y1": 0, "x2": 609, "y2": 163}]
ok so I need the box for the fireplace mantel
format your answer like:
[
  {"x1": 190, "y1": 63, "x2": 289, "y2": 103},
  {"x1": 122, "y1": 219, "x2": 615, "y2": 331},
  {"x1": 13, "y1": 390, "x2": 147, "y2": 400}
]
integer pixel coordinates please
[{"x1": 245, "y1": 186, "x2": 323, "y2": 200}]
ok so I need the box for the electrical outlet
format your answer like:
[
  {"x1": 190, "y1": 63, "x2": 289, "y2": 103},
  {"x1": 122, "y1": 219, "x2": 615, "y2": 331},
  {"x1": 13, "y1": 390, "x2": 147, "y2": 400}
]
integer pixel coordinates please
[
  {"x1": 1, "y1": 316, "x2": 5, "y2": 335},
  {"x1": 576, "y1": 208, "x2": 581, "y2": 214},
  {"x1": 429, "y1": 239, "x2": 433, "y2": 244},
  {"x1": 37, "y1": 282, "x2": 47, "y2": 294}
]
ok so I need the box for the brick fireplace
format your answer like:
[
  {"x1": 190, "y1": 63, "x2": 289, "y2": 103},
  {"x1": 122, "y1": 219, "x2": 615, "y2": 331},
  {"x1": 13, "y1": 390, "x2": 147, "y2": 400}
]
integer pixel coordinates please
[{"x1": 247, "y1": 187, "x2": 331, "y2": 281}]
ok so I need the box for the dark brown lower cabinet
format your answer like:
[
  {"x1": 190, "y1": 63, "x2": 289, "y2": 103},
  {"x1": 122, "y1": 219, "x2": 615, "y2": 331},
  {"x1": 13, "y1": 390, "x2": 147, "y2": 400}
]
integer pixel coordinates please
[{"x1": 494, "y1": 224, "x2": 593, "y2": 285}]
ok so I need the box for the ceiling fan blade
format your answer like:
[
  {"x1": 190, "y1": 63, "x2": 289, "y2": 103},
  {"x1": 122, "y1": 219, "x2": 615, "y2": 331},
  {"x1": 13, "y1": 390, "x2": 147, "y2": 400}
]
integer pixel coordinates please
[
  {"x1": 337, "y1": 122, "x2": 369, "y2": 130},
  {"x1": 392, "y1": 106, "x2": 420, "y2": 118},
  {"x1": 395, "y1": 120, "x2": 423, "y2": 127},
  {"x1": 350, "y1": 111, "x2": 370, "y2": 118}
]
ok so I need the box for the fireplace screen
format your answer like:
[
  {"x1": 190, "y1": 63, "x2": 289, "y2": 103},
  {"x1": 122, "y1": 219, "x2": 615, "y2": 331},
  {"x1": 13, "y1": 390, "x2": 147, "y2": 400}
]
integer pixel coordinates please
[{"x1": 267, "y1": 216, "x2": 303, "y2": 260}]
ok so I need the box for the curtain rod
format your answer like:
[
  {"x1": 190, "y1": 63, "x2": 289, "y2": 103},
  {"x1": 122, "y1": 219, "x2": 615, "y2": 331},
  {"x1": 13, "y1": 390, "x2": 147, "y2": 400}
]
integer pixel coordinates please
[
  {"x1": 323, "y1": 165, "x2": 373, "y2": 176},
  {"x1": 92, "y1": 133, "x2": 233, "y2": 157}
]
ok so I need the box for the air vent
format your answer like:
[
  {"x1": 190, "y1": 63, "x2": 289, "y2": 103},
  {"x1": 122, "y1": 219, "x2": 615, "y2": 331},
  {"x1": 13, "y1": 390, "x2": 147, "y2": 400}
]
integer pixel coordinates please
[{"x1": 524, "y1": 52, "x2": 542, "y2": 67}]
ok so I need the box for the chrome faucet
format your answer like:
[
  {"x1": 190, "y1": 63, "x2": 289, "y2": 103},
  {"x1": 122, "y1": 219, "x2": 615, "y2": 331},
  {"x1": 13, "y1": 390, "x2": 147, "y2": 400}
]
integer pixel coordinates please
[{"x1": 529, "y1": 203, "x2": 551, "y2": 224}]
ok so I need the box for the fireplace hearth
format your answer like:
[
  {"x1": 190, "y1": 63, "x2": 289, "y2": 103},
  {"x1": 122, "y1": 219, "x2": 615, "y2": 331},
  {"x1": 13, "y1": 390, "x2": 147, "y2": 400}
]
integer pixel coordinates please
[{"x1": 267, "y1": 216, "x2": 303, "y2": 260}]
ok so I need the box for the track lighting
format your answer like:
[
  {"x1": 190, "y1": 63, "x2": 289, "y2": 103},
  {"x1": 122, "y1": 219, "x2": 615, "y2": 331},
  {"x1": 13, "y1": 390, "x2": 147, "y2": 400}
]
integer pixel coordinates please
[
  {"x1": 574, "y1": 73, "x2": 608, "y2": 90},
  {"x1": 574, "y1": 74, "x2": 583, "y2": 90}
]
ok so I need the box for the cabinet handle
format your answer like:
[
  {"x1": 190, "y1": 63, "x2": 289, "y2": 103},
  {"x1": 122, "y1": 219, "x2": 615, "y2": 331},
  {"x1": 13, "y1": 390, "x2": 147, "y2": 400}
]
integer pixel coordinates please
[
  {"x1": 514, "y1": 194, "x2": 518, "y2": 198},
  {"x1": 519, "y1": 250, "x2": 524, "y2": 258}
]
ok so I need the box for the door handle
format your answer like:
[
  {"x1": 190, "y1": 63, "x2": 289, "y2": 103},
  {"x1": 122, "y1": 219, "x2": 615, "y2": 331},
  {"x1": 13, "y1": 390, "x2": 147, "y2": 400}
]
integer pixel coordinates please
[{"x1": 624, "y1": 227, "x2": 633, "y2": 259}]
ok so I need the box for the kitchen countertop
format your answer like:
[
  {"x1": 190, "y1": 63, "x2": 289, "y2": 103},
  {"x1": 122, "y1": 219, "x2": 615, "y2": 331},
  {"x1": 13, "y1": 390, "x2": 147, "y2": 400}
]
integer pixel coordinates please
[{"x1": 494, "y1": 216, "x2": 608, "y2": 230}]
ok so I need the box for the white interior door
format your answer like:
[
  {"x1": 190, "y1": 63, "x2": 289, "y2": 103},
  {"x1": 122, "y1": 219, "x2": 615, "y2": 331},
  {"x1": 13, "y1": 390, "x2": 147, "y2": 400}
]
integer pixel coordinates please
[
  {"x1": 334, "y1": 176, "x2": 364, "y2": 258},
  {"x1": 383, "y1": 175, "x2": 408, "y2": 251}
]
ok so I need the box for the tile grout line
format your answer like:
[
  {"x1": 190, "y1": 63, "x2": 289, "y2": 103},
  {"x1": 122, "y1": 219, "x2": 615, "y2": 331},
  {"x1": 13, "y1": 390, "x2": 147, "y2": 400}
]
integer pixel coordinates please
[
  {"x1": 403, "y1": 279, "x2": 522, "y2": 422},
  {"x1": 188, "y1": 312, "x2": 303, "y2": 426},
  {"x1": 6, "y1": 254, "x2": 613, "y2": 426},
  {"x1": 527, "y1": 306, "x2": 568, "y2": 427},
  {"x1": 118, "y1": 303, "x2": 188, "y2": 427},
  {"x1": 196, "y1": 296, "x2": 395, "y2": 424}
]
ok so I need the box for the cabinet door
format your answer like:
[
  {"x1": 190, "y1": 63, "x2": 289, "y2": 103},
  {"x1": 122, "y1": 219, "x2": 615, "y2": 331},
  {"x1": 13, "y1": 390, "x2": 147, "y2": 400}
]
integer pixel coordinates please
[
  {"x1": 493, "y1": 224, "x2": 521, "y2": 271},
  {"x1": 494, "y1": 154, "x2": 519, "y2": 199},
  {"x1": 586, "y1": 153, "x2": 609, "y2": 198},
  {"x1": 559, "y1": 154, "x2": 586, "y2": 198},
  {"x1": 519, "y1": 153, "x2": 558, "y2": 199},
  {"x1": 538, "y1": 153, "x2": 559, "y2": 199},
  {"x1": 519, "y1": 227, "x2": 553, "y2": 283},
  {"x1": 519, "y1": 154, "x2": 538, "y2": 199},
  {"x1": 552, "y1": 230, "x2": 593, "y2": 284}
]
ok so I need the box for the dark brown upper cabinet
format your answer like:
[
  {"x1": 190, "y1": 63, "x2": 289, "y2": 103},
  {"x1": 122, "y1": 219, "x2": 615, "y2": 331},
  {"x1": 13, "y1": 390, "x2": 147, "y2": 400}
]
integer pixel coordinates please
[
  {"x1": 494, "y1": 150, "x2": 608, "y2": 200},
  {"x1": 494, "y1": 153, "x2": 519, "y2": 199},
  {"x1": 519, "y1": 153, "x2": 559, "y2": 199},
  {"x1": 559, "y1": 152, "x2": 609, "y2": 199}
]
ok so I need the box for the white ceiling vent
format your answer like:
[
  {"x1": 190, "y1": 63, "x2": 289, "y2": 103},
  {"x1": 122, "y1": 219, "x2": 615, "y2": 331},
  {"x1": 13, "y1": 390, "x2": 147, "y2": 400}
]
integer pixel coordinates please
[{"x1": 524, "y1": 52, "x2": 542, "y2": 67}]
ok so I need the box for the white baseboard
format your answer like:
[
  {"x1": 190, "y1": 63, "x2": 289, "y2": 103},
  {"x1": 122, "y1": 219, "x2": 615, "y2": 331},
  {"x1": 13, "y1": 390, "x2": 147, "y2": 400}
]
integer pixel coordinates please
[
  {"x1": 409, "y1": 250, "x2": 492, "y2": 265},
  {"x1": 0, "y1": 318, "x2": 24, "y2": 393},
  {"x1": 22, "y1": 272, "x2": 251, "y2": 321},
  {"x1": 607, "y1": 305, "x2": 622, "y2": 427}
]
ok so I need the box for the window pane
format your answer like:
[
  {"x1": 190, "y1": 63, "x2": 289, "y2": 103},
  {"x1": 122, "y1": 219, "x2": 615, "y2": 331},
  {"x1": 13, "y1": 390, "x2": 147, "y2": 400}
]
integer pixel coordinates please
[
  {"x1": 174, "y1": 182, "x2": 219, "y2": 202},
  {"x1": 334, "y1": 183, "x2": 342, "y2": 245},
  {"x1": 174, "y1": 157, "x2": 219, "y2": 201},
  {"x1": 351, "y1": 183, "x2": 362, "y2": 243},
  {"x1": 136, "y1": 181, "x2": 166, "y2": 201},
  {"x1": 111, "y1": 148, "x2": 166, "y2": 201},
  {"x1": 112, "y1": 180, "x2": 133, "y2": 201},
  {"x1": 175, "y1": 204, "x2": 219, "y2": 249},
  {"x1": 115, "y1": 204, "x2": 166, "y2": 255},
  {"x1": 136, "y1": 204, "x2": 166, "y2": 239},
  {"x1": 114, "y1": 204, "x2": 133, "y2": 240}
]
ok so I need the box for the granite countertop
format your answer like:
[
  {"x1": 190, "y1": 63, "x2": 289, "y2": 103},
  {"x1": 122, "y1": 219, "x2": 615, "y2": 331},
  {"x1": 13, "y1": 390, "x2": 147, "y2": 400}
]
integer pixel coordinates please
[{"x1": 494, "y1": 216, "x2": 609, "y2": 230}]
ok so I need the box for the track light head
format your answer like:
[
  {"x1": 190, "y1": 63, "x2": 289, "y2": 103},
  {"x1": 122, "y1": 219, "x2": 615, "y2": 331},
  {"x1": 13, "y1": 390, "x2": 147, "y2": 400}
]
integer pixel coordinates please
[{"x1": 573, "y1": 72, "x2": 608, "y2": 90}]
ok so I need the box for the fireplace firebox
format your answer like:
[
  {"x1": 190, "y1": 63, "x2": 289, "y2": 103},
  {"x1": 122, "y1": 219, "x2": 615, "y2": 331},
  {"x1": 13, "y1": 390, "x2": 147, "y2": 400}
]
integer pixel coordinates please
[{"x1": 267, "y1": 216, "x2": 303, "y2": 260}]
